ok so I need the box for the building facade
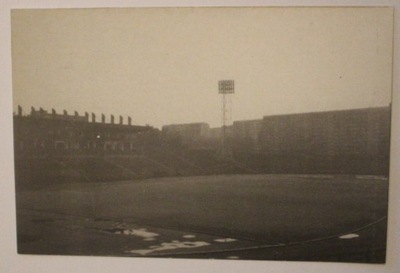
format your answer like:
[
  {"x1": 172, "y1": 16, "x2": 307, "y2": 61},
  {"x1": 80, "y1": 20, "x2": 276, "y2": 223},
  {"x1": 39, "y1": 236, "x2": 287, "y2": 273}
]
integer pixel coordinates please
[
  {"x1": 13, "y1": 106, "x2": 156, "y2": 156},
  {"x1": 161, "y1": 122, "x2": 210, "y2": 148},
  {"x1": 238, "y1": 106, "x2": 391, "y2": 174}
]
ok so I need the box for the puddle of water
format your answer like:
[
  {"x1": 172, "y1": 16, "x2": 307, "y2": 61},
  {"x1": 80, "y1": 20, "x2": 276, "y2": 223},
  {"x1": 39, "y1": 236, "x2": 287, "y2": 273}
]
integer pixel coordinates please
[
  {"x1": 214, "y1": 238, "x2": 237, "y2": 243},
  {"x1": 83, "y1": 218, "x2": 160, "y2": 241},
  {"x1": 102, "y1": 227, "x2": 159, "y2": 241},
  {"x1": 339, "y1": 233, "x2": 359, "y2": 239},
  {"x1": 126, "y1": 240, "x2": 210, "y2": 256},
  {"x1": 183, "y1": 235, "x2": 196, "y2": 239},
  {"x1": 114, "y1": 228, "x2": 159, "y2": 240}
]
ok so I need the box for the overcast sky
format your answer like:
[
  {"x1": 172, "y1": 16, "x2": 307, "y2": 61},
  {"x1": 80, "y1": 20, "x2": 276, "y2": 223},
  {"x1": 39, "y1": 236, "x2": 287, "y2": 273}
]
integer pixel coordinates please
[{"x1": 11, "y1": 7, "x2": 393, "y2": 128}]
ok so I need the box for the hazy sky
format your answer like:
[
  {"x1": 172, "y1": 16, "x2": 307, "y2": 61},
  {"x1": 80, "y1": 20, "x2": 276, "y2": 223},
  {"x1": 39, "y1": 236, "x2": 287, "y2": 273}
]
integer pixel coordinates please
[{"x1": 11, "y1": 7, "x2": 393, "y2": 128}]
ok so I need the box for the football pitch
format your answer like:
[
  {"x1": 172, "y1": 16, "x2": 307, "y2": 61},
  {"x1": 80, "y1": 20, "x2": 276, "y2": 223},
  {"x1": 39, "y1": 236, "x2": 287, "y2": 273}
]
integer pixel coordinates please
[{"x1": 16, "y1": 174, "x2": 388, "y2": 262}]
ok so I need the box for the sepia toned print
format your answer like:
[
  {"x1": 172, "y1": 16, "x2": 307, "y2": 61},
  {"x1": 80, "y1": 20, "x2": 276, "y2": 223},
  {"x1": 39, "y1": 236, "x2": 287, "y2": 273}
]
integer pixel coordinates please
[{"x1": 12, "y1": 7, "x2": 393, "y2": 263}]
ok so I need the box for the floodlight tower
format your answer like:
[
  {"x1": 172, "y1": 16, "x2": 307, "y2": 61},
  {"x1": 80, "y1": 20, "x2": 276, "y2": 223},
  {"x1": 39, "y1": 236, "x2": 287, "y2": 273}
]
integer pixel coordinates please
[{"x1": 218, "y1": 80, "x2": 235, "y2": 156}]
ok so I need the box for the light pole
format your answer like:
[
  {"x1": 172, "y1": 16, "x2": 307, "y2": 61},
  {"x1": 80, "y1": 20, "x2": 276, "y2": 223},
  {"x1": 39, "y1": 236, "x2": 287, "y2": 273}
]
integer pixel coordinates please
[{"x1": 218, "y1": 80, "x2": 234, "y2": 157}]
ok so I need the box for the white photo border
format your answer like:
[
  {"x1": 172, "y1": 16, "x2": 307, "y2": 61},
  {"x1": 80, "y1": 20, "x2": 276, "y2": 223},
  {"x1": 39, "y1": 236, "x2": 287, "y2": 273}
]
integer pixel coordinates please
[{"x1": 1, "y1": 1, "x2": 399, "y2": 273}]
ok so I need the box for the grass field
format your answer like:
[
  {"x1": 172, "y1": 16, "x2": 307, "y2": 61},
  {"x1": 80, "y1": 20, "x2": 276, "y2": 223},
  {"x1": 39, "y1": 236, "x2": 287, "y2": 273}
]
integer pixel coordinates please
[{"x1": 16, "y1": 174, "x2": 389, "y2": 262}]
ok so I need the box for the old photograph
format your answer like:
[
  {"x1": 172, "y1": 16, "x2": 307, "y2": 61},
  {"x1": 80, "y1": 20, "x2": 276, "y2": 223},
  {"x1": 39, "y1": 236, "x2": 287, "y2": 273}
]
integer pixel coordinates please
[{"x1": 11, "y1": 7, "x2": 393, "y2": 263}]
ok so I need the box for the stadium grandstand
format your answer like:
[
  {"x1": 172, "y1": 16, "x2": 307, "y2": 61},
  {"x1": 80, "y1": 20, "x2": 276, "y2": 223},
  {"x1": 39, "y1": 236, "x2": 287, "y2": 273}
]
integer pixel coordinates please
[{"x1": 14, "y1": 105, "x2": 391, "y2": 190}]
